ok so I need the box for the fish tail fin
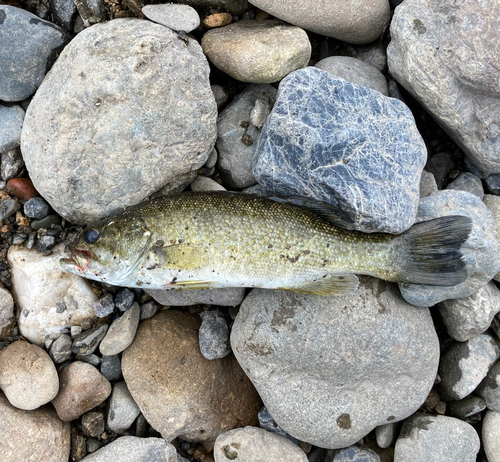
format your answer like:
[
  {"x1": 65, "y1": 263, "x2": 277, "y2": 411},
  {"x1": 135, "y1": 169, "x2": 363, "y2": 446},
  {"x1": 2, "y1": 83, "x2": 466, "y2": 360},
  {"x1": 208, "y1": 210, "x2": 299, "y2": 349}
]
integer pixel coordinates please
[{"x1": 392, "y1": 215, "x2": 472, "y2": 286}]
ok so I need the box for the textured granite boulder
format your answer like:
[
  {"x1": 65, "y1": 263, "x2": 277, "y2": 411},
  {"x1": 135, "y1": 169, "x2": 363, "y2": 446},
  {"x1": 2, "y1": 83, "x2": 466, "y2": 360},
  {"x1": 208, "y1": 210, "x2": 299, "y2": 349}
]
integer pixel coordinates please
[
  {"x1": 179, "y1": 0, "x2": 249, "y2": 15},
  {"x1": 142, "y1": 4, "x2": 200, "y2": 32},
  {"x1": 399, "y1": 190, "x2": 500, "y2": 307},
  {"x1": 0, "y1": 6, "x2": 70, "y2": 102},
  {"x1": 217, "y1": 84, "x2": 277, "y2": 188},
  {"x1": 0, "y1": 391, "x2": 70, "y2": 462},
  {"x1": 253, "y1": 67, "x2": 427, "y2": 233},
  {"x1": 394, "y1": 414, "x2": 480, "y2": 462},
  {"x1": 388, "y1": 0, "x2": 500, "y2": 176},
  {"x1": 0, "y1": 104, "x2": 24, "y2": 154},
  {"x1": 201, "y1": 20, "x2": 311, "y2": 84},
  {"x1": 482, "y1": 410, "x2": 500, "y2": 462},
  {"x1": 248, "y1": 0, "x2": 390, "y2": 44},
  {"x1": 122, "y1": 310, "x2": 261, "y2": 449},
  {"x1": 21, "y1": 19, "x2": 217, "y2": 224},
  {"x1": 231, "y1": 278, "x2": 439, "y2": 448},
  {"x1": 438, "y1": 282, "x2": 500, "y2": 342},
  {"x1": 476, "y1": 361, "x2": 500, "y2": 411}
]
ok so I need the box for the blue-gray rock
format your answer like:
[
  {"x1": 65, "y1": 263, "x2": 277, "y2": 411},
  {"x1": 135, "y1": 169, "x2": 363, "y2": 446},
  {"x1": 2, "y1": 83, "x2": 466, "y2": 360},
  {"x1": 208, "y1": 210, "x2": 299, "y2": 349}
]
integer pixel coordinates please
[
  {"x1": 484, "y1": 173, "x2": 500, "y2": 195},
  {"x1": 49, "y1": 333, "x2": 73, "y2": 363},
  {"x1": 51, "y1": 0, "x2": 77, "y2": 30},
  {"x1": 0, "y1": 198, "x2": 20, "y2": 221},
  {"x1": 82, "y1": 411, "x2": 105, "y2": 437},
  {"x1": 476, "y1": 361, "x2": 500, "y2": 412},
  {"x1": 426, "y1": 152, "x2": 457, "y2": 189},
  {"x1": 75, "y1": 353, "x2": 101, "y2": 367},
  {"x1": 258, "y1": 406, "x2": 297, "y2": 444},
  {"x1": 253, "y1": 67, "x2": 427, "y2": 234},
  {"x1": 72, "y1": 324, "x2": 109, "y2": 355},
  {"x1": 354, "y1": 40, "x2": 387, "y2": 74},
  {"x1": 199, "y1": 309, "x2": 231, "y2": 360},
  {"x1": 30, "y1": 214, "x2": 61, "y2": 231},
  {"x1": 1, "y1": 148, "x2": 24, "y2": 182},
  {"x1": 231, "y1": 278, "x2": 439, "y2": 449},
  {"x1": 332, "y1": 446, "x2": 380, "y2": 462},
  {"x1": 216, "y1": 85, "x2": 276, "y2": 188},
  {"x1": 0, "y1": 104, "x2": 24, "y2": 153},
  {"x1": 446, "y1": 172, "x2": 484, "y2": 199},
  {"x1": 93, "y1": 294, "x2": 115, "y2": 318},
  {"x1": 24, "y1": 197, "x2": 50, "y2": 219},
  {"x1": 106, "y1": 381, "x2": 141, "y2": 434},
  {"x1": 419, "y1": 170, "x2": 437, "y2": 198},
  {"x1": 142, "y1": 4, "x2": 200, "y2": 33},
  {"x1": 439, "y1": 333, "x2": 500, "y2": 401},
  {"x1": 482, "y1": 410, "x2": 500, "y2": 462},
  {"x1": 100, "y1": 354, "x2": 122, "y2": 382},
  {"x1": 100, "y1": 303, "x2": 140, "y2": 356},
  {"x1": 314, "y1": 56, "x2": 388, "y2": 95},
  {"x1": 0, "y1": 6, "x2": 70, "y2": 102},
  {"x1": 146, "y1": 287, "x2": 245, "y2": 307},
  {"x1": 115, "y1": 288, "x2": 135, "y2": 312},
  {"x1": 394, "y1": 414, "x2": 480, "y2": 462},
  {"x1": 35, "y1": 235, "x2": 56, "y2": 252},
  {"x1": 447, "y1": 396, "x2": 486, "y2": 420},
  {"x1": 139, "y1": 301, "x2": 158, "y2": 320},
  {"x1": 438, "y1": 281, "x2": 500, "y2": 342},
  {"x1": 399, "y1": 190, "x2": 500, "y2": 307}
]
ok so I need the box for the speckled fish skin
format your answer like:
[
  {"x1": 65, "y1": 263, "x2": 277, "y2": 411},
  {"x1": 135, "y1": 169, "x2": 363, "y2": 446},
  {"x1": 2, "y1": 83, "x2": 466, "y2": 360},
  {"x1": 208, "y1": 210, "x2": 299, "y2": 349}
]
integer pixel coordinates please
[{"x1": 60, "y1": 191, "x2": 471, "y2": 295}]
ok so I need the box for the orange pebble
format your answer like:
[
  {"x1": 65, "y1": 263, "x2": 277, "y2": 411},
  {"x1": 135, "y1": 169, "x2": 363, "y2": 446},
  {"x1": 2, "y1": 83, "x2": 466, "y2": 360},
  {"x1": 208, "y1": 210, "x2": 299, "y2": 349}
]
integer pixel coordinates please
[
  {"x1": 203, "y1": 12, "x2": 232, "y2": 29},
  {"x1": 6, "y1": 178, "x2": 39, "y2": 201}
]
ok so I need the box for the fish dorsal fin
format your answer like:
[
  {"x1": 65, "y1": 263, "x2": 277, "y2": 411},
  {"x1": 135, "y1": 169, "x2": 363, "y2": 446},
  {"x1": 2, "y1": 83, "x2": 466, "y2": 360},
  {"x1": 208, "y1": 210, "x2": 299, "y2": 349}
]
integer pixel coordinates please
[
  {"x1": 281, "y1": 273, "x2": 359, "y2": 295},
  {"x1": 265, "y1": 195, "x2": 355, "y2": 230},
  {"x1": 145, "y1": 244, "x2": 208, "y2": 271}
]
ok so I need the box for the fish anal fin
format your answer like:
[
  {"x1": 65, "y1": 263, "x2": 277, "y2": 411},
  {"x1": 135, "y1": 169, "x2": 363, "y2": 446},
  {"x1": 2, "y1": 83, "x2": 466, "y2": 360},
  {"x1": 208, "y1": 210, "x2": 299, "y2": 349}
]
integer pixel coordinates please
[{"x1": 279, "y1": 273, "x2": 359, "y2": 295}]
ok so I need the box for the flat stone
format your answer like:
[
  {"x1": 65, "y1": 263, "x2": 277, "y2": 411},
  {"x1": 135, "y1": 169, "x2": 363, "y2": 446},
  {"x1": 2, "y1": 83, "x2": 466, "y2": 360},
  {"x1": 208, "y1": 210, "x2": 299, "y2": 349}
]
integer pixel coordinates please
[
  {"x1": 231, "y1": 278, "x2": 439, "y2": 449},
  {"x1": 8, "y1": 244, "x2": 98, "y2": 345},
  {"x1": 24, "y1": 197, "x2": 50, "y2": 219},
  {"x1": 0, "y1": 340, "x2": 59, "y2": 410},
  {"x1": 0, "y1": 391, "x2": 70, "y2": 462},
  {"x1": 72, "y1": 324, "x2": 108, "y2": 355},
  {"x1": 93, "y1": 294, "x2": 114, "y2": 318},
  {"x1": 147, "y1": 287, "x2": 245, "y2": 306},
  {"x1": 213, "y1": 426, "x2": 308, "y2": 462},
  {"x1": 0, "y1": 5, "x2": 70, "y2": 102},
  {"x1": 202, "y1": 20, "x2": 311, "y2": 84},
  {"x1": 106, "y1": 381, "x2": 141, "y2": 434},
  {"x1": 482, "y1": 410, "x2": 500, "y2": 462},
  {"x1": 253, "y1": 67, "x2": 427, "y2": 233},
  {"x1": 21, "y1": 19, "x2": 217, "y2": 224},
  {"x1": 52, "y1": 361, "x2": 112, "y2": 421},
  {"x1": 0, "y1": 104, "x2": 24, "y2": 153},
  {"x1": 438, "y1": 282, "x2": 500, "y2": 342},
  {"x1": 476, "y1": 361, "x2": 500, "y2": 412},
  {"x1": 204, "y1": 12, "x2": 233, "y2": 29},
  {"x1": 122, "y1": 310, "x2": 261, "y2": 449},
  {"x1": 190, "y1": 175, "x2": 226, "y2": 192},
  {"x1": 439, "y1": 333, "x2": 500, "y2": 401},
  {"x1": 0, "y1": 286, "x2": 14, "y2": 340},
  {"x1": 446, "y1": 172, "x2": 484, "y2": 199},
  {"x1": 50, "y1": 333, "x2": 73, "y2": 363},
  {"x1": 394, "y1": 414, "x2": 480, "y2": 462},
  {"x1": 139, "y1": 300, "x2": 158, "y2": 320},
  {"x1": 142, "y1": 4, "x2": 200, "y2": 32},
  {"x1": 100, "y1": 302, "x2": 140, "y2": 356},
  {"x1": 216, "y1": 84, "x2": 277, "y2": 188},
  {"x1": 399, "y1": 190, "x2": 500, "y2": 307},
  {"x1": 314, "y1": 56, "x2": 388, "y2": 95},
  {"x1": 447, "y1": 396, "x2": 486, "y2": 420},
  {"x1": 82, "y1": 411, "x2": 105, "y2": 437},
  {"x1": 100, "y1": 354, "x2": 122, "y2": 382},
  {"x1": 387, "y1": 0, "x2": 500, "y2": 176},
  {"x1": 247, "y1": 0, "x2": 390, "y2": 44},
  {"x1": 199, "y1": 309, "x2": 231, "y2": 360},
  {"x1": 1, "y1": 147, "x2": 25, "y2": 181},
  {"x1": 178, "y1": 0, "x2": 249, "y2": 15}
]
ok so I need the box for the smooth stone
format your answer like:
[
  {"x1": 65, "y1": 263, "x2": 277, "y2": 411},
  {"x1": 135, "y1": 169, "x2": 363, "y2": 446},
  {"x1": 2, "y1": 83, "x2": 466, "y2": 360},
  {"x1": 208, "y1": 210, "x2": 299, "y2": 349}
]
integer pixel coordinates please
[
  {"x1": 82, "y1": 411, "x2": 105, "y2": 437},
  {"x1": 0, "y1": 286, "x2": 14, "y2": 339},
  {"x1": 199, "y1": 309, "x2": 231, "y2": 360},
  {"x1": 216, "y1": 84, "x2": 277, "y2": 188},
  {"x1": 332, "y1": 446, "x2": 380, "y2": 461},
  {"x1": 438, "y1": 282, "x2": 500, "y2": 342},
  {"x1": 142, "y1": 4, "x2": 200, "y2": 32},
  {"x1": 30, "y1": 213, "x2": 61, "y2": 230},
  {"x1": 21, "y1": 19, "x2": 217, "y2": 224},
  {"x1": 50, "y1": 333, "x2": 73, "y2": 363},
  {"x1": 0, "y1": 340, "x2": 59, "y2": 410},
  {"x1": 314, "y1": 56, "x2": 388, "y2": 95},
  {"x1": 482, "y1": 410, "x2": 500, "y2": 462},
  {"x1": 213, "y1": 426, "x2": 307, "y2": 462},
  {"x1": 139, "y1": 300, "x2": 158, "y2": 320},
  {"x1": 476, "y1": 361, "x2": 500, "y2": 411},
  {"x1": 1, "y1": 147, "x2": 25, "y2": 181},
  {"x1": 100, "y1": 302, "x2": 140, "y2": 356},
  {"x1": 439, "y1": 333, "x2": 500, "y2": 401},
  {"x1": 50, "y1": 0, "x2": 76, "y2": 29},
  {"x1": 147, "y1": 287, "x2": 245, "y2": 306},
  {"x1": 79, "y1": 436, "x2": 179, "y2": 462},
  {"x1": 93, "y1": 294, "x2": 115, "y2": 318},
  {"x1": 190, "y1": 175, "x2": 226, "y2": 192},
  {"x1": 106, "y1": 381, "x2": 141, "y2": 434},
  {"x1": 446, "y1": 172, "x2": 484, "y2": 199},
  {"x1": 353, "y1": 40, "x2": 387, "y2": 73},
  {"x1": 100, "y1": 354, "x2": 122, "y2": 382},
  {"x1": 0, "y1": 391, "x2": 70, "y2": 462},
  {"x1": 7, "y1": 244, "x2": 98, "y2": 345},
  {"x1": 35, "y1": 235, "x2": 56, "y2": 252},
  {"x1": 419, "y1": 170, "x2": 438, "y2": 198},
  {"x1": 52, "y1": 361, "x2": 112, "y2": 421},
  {"x1": 24, "y1": 196, "x2": 50, "y2": 219},
  {"x1": 115, "y1": 288, "x2": 135, "y2": 312},
  {"x1": 122, "y1": 310, "x2": 261, "y2": 449},
  {"x1": 253, "y1": 67, "x2": 426, "y2": 233},
  {"x1": 248, "y1": 0, "x2": 390, "y2": 44},
  {"x1": 258, "y1": 406, "x2": 297, "y2": 443},
  {"x1": 202, "y1": 20, "x2": 311, "y2": 84},
  {"x1": 0, "y1": 198, "x2": 20, "y2": 221},
  {"x1": 447, "y1": 396, "x2": 486, "y2": 420},
  {"x1": 72, "y1": 324, "x2": 109, "y2": 355},
  {"x1": 399, "y1": 190, "x2": 500, "y2": 307},
  {"x1": 86, "y1": 438, "x2": 103, "y2": 454},
  {"x1": 388, "y1": 0, "x2": 500, "y2": 176},
  {"x1": 394, "y1": 414, "x2": 480, "y2": 462},
  {"x1": 0, "y1": 6, "x2": 70, "y2": 101},
  {"x1": 231, "y1": 278, "x2": 439, "y2": 448},
  {"x1": 375, "y1": 423, "x2": 398, "y2": 449},
  {"x1": 0, "y1": 104, "x2": 24, "y2": 153},
  {"x1": 75, "y1": 353, "x2": 101, "y2": 367},
  {"x1": 204, "y1": 12, "x2": 233, "y2": 29}
]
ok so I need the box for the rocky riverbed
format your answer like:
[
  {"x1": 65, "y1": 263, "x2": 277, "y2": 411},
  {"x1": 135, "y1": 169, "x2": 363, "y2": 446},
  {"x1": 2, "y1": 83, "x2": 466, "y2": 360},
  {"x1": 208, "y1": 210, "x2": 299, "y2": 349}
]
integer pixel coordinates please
[{"x1": 1, "y1": 1, "x2": 500, "y2": 461}]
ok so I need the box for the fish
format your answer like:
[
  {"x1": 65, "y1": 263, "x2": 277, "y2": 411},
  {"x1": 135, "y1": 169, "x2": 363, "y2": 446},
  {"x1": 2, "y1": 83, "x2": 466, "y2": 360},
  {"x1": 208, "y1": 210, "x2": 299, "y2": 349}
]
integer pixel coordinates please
[{"x1": 60, "y1": 191, "x2": 473, "y2": 295}]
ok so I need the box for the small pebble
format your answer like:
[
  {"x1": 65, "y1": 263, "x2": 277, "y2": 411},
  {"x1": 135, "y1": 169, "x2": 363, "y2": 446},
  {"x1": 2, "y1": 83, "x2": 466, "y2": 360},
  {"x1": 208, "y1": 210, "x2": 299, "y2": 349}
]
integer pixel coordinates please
[
  {"x1": 82, "y1": 411, "x2": 105, "y2": 437},
  {"x1": 100, "y1": 302, "x2": 140, "y2": 356},
  {"x1": 485, "y1": 173, "x2": 500, "y2": 195},
  {"x1": 142, "y1": 3, "x2": 200, "y2": 33},
  {"x1": 106, "y1": 381, "x2": 141, "y2": 434},
  {"x1": 93, "y1": 293, "x2": 115, "y2": 318},
  {"x1": 71, "y1": 325, "x2": 83, "y2": 337},
  {"x1": 70, "y1": 433, "x2": 87, "y2": 462},
  {"x1": 211, "y1": 85, "x2": 228, "y2": 110},
  {"x1": 135, "y1": 413, "x2": 149, "y2": 437},
  {"x1": 5, "y1": 177, "x2": 38, "y2": 201},
  {"x1": 1, "y1": 148, "x2": 25, "y2": 182},
  {"x1": 49, "y1": 333, "x2": 73, "y2": 363},
  {"x1": 72, "y1": 324, "x2": 109, "y2": 355},
  {"x1": 24, "y1": 197, "x2": 50, "y2": 219},
  {"x1": 35, "y1": 235, "x2": 56, "y2": 252},
  {"x1": 203, "y1": 12, "x2": 232, "y2": 29},
  {"x1": 476, "y1": 361, "x2": 500, "y2": 411},
  {"x1": 332, "y1": 446, "x2": 380, "y2": 461},
  {"x1": 114, "y1": 288, "x2": 135, "y2": 312},
  {"x1": 447, "y1": 396, "x2": 486, "y2": 419},
  {"x1": 446, "y1": 172, "x2": 484, "y2": 199},
  {"x1": 375, "y1": 422, "x2": 398, "y2": 449},
  {"x1": 30, "y1": 214, "x2": 61, "y2": 230},
  {"x1": 199, "y1": 308, "x2": 231, "y2": 360},
  {"x1": 75, "y1": 353, "x2": 101, "y2": 367},
  {"x1": 483, "y1": 410, "x2": 500, "y2": 462},
  {"x1": 0, "y1": 198, "x2": 20, "y2": 220},
  {"x1": 86, "y1": 437, "x2": 103, "y2": 453},
  {"x1": 258, "y1": 406, "x2": 298, "y2": 443},
  {"x1": 139, "y1": 300, "x2": 158, "y2": 320},
  {"x1": 101, "y1": 354, "x2": 122, "y2": 382}
]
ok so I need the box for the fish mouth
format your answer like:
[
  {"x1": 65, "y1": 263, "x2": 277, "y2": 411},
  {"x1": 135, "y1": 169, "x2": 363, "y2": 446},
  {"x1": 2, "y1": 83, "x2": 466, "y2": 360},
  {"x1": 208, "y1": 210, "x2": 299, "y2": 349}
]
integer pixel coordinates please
[{"x1": 60, "y1": 248, "x2": 91, "y2": 274}]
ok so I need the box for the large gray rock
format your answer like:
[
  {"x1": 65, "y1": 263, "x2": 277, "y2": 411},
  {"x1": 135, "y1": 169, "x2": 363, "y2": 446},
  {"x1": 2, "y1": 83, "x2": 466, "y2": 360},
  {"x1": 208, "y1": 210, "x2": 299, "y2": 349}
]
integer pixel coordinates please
[
  {"x1": 0, "y1": 6, "x2": 70, "y2": 102},
  {"x1": 201, "y1": 20, "x2": 311, "y2": 84},
  {"x1": 0, "y1": 104, "x2": 24, "y2": 154},
  {"x1": 21, "y1": 19, "x2": 217, "y2": 225},
  {"x1": 216, "y1": 84, "x2": 277, "y2": 188},
  {"x1": 388, "y1": 0, "x2": 500, "y2": 176},
  {"x1": 231, "y1": 278, "x2": 439, "y2": 449},
  {"x1": 476, "y1": 361, "x2": 500, "y2": 411},
  {"x1": 399, "y1": 190, "x2": 500, "y2": 307},
  {"x1": 248, "y1": 0, "x2": 390, "y2": 45},
  {"x1": 394, "y1": 414, "x2": 480, "y2": 462},
  {"x1": 482, "y1": 410, "x2": 500, "y2": 462},
  {"x1": 253, "y1": 67, "x2": 427, "y2": 234}
]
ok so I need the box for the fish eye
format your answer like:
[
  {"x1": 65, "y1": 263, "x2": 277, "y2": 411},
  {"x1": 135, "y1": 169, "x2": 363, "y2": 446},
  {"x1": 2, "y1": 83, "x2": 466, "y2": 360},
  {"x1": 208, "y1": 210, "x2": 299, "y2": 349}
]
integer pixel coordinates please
[{"x1": 83, "y1": 229, "x2": 100, "y2": 244}]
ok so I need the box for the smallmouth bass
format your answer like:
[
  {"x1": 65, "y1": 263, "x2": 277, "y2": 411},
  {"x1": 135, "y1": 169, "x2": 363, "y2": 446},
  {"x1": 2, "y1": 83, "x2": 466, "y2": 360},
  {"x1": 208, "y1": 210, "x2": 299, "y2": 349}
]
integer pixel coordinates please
[{"x1": 60, "y1": 192, "x2": 472, "y2": 295}]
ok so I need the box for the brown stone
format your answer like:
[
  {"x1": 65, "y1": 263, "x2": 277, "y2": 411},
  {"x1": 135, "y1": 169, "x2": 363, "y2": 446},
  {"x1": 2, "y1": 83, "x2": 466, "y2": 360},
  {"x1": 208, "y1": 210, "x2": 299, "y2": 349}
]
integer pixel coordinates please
[
  {"x1": 0, "y1": 391, "x2": 70, "y2": 462},
  {"x1": 51, "y1": 361, "x2": 112, "y2": 421},
  {"x1": 5, "y1": 177, "x2": 39, "y2": 201},
  {"x1": 122, "y1": 310, "x2": 261, "y2": 449},
  {"x1": 203, "y1": 13, "x2": 232, "y2": 29}
]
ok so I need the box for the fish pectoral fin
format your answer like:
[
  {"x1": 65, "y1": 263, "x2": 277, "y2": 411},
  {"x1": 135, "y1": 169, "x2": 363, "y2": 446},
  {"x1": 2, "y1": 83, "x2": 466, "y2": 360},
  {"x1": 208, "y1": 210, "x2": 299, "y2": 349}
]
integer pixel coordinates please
[
  {"x1": 282, "y1": 273, "x2": 359, "y2": 295},
  {"x1": 148, "y1": 244, "x2": 208, "y2": 271}
]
